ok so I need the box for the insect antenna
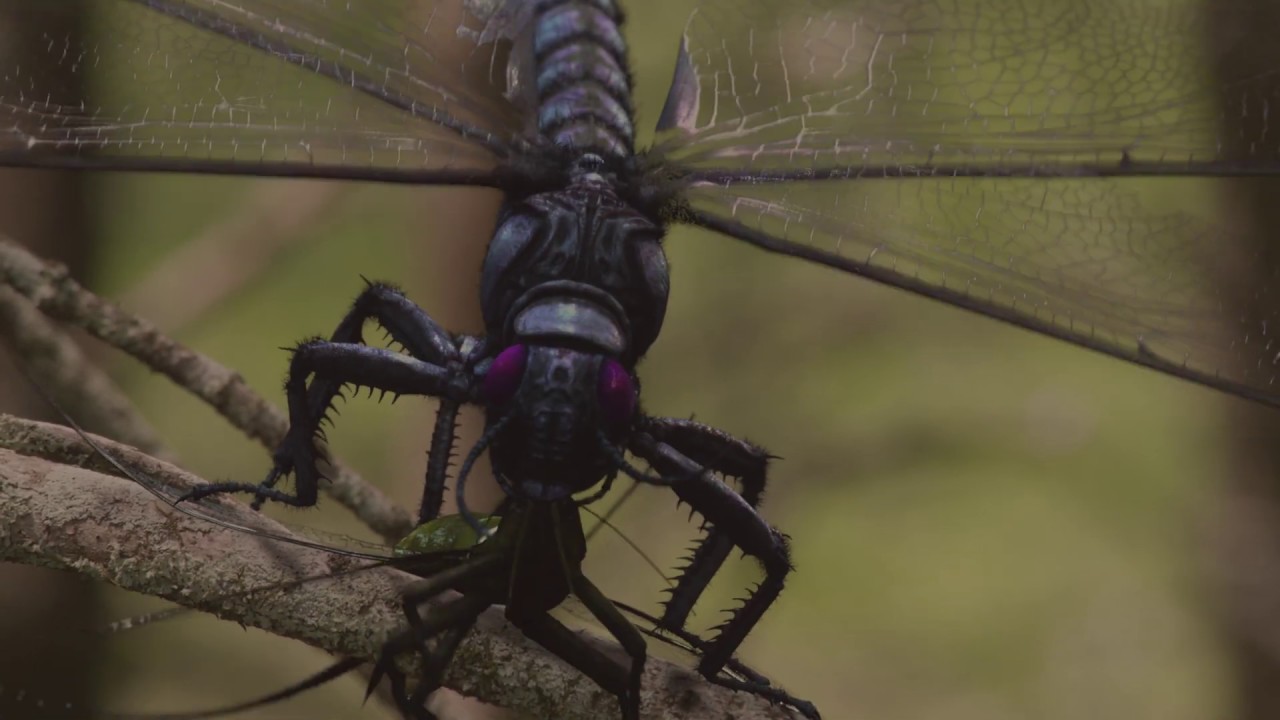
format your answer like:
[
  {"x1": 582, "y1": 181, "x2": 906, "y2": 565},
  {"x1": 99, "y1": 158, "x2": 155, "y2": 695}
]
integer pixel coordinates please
[
  {"x1": 453, "y1": 413, "x2": 510, "y2": 536},
  {"x1": 580, "y1": 497, "x2": 673, "y2": 589},
  {"x1": 122, "y1": 657, "x2": 371, "y2": 720},
  {"x1": 584, "y1": 477, "x2": 641, "y2": 540}
]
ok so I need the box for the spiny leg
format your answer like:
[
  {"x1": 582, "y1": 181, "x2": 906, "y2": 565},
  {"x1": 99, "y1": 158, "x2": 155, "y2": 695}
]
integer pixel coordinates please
[
  {"x1": 641, "y1": 416, "x2": 771, "y2": 633},
  {"x1": 510, "y1": 574, "x2": 646, "y2": 720},
  {"x1": 374, "y1": 594, "x2": 489, "y2": 720},
  {"x1": 187, "y1": 282, "x2": 461, "y2": 506},
  {"x1": 187, "y1": 343, "x2": 466, "y2": 506},
  {"x1": 418, "y1": 334, "x2": 486, "y2": 525},
  {"x1": 629, "y1": 432, "x2": 791, "y2": 679},
  {"x1": 370, "y1": 555, "x2": 502, "y2": 719},
  {"x1": 572, "y1": 570, "x2": 647, "y2": 719},
  {"x1": 408, "y1": 617, "x2": 481, "y2": 710},
  {"x1": 608, "y1": 599, "x2": 821, "y2": 719},
  {"x1": 270, "y1": 283, "x2": 458, "y2": 484},
  {"x1": 419, "y1": 397, "x2": 461, "y2": 525}
]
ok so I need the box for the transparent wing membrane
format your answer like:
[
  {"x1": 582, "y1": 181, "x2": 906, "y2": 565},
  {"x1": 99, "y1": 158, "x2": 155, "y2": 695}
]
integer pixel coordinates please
[
  {"x1": 658, "y1": 0, "x2": 1280, "y2": 406},
  {"x1": 684, "y1": 178, "x2": 1278, "y2": 403},
  {"x1": 655, "y1": 0, "x2": 1263, "y2": 174},
  {"x1": 0, "y1": 0, "x2": 525, "y2": 181}
]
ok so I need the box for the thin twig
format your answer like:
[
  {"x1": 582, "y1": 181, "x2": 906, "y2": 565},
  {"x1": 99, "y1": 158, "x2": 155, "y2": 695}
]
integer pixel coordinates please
[
  {"x1": 0, "y1": 237, "x2": 413, "y2": 543},
  {"x1": 0, "y1": 417, "x2": 802, "y2": 720},
  {"x1": 0, "y1": 285, "x2": 172, "y2": 461}
]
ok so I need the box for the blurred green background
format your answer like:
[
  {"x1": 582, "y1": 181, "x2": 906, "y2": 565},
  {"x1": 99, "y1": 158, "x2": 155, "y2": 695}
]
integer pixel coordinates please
[{"x1": 0, "y1": 0, "x2": 1259, "y2": 719}]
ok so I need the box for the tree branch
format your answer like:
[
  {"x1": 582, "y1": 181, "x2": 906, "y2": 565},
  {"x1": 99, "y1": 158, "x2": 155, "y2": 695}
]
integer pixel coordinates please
[
  {"x1": 0, "y1": 236, "x2": 413, "y2": 543},
  {"x1": 0, "y1": 284, "x2": 172, "y2": 460},
  {"x1": 0, "y1": 416, "x2": 803, "y2": 720}
]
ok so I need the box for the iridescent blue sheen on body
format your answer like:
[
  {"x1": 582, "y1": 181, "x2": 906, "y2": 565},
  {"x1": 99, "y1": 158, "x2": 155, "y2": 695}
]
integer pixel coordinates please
[
  {"x1": 536, "y1": 44, "x2": 630, "y2": 99},
  {"x1": 532, "y1": 0, "x2": 635, "y2": 160}
]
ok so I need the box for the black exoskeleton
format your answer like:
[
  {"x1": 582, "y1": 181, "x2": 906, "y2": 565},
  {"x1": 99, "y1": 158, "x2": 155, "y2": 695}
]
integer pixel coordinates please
[
  {"x1": 181, "y1": 0, "x2": 804, "y2": 717},
  {"x1": 186, "y1": 163, "x2": 800, "y2": 718}
]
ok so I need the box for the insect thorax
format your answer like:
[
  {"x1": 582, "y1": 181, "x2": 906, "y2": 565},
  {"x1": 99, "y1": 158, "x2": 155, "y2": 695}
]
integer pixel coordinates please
[{"x1": 481, "y1": 179, "x2": 669, "y2": 363}]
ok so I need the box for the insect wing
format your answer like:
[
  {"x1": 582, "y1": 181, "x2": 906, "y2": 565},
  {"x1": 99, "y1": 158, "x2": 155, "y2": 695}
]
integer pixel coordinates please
[
  {"x1": 654, "y1": 0, "x2": 1250, "y2": 173},
  {"x1": 0, "y1": 0, "x2": 531, "y2": 182},
  {"x1": 653, "y1": 0, "x2": 1280, "y2": 408}
]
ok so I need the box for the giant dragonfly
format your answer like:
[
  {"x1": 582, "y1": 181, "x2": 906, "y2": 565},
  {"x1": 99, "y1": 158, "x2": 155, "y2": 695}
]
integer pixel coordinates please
[{"x1": 0, "y1": 0, "x2": 1276, "y2": 718}]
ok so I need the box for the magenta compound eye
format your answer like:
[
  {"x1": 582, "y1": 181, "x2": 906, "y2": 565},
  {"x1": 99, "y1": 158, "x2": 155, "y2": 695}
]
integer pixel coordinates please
[
  {"x1": 483, "y1": 344, "x2": 527, "y2": 404},
  {"x1": 597, "y1": 358, "x2": 636, "y2": 426}
]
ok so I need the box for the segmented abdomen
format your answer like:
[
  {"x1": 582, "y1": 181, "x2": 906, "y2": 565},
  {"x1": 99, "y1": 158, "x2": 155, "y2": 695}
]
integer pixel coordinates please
[{"x1": 533, "y1": 0, "x2": 635, "y2": 159}]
